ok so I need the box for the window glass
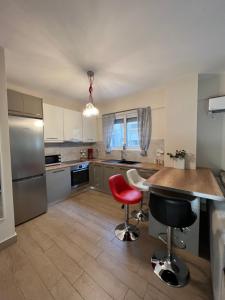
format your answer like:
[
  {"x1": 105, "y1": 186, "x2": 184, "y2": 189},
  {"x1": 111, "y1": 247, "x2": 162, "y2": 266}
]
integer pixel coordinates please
[
  {"x1": 126, "y1": 117, "x2": 139, "y2": 148},
  {"x1": 111, "y1": 118, "x2": 124, "y2": 149}
]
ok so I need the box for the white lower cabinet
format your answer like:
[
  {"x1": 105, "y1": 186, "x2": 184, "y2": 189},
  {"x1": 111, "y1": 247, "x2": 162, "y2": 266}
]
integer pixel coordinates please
[
  {"x1": 63, "y1": 108, "x2": 82, "y2": 142},
  {"x1": 43, "y1": 103, "x2": 64, "y2": 142},
  {"x1": 82, "y1": 116, "x2": 97, "y2": 142}
]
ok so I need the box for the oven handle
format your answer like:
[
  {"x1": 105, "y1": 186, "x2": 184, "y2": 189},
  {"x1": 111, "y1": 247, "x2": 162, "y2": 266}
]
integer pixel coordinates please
[{"x1": 71, "y1": 168, "x2": 89, "y2": 174}]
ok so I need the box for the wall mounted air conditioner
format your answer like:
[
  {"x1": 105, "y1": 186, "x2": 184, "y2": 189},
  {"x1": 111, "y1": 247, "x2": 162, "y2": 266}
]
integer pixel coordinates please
[{"x1": 208, "y1": 96, "x2": 225, "y2": 113}]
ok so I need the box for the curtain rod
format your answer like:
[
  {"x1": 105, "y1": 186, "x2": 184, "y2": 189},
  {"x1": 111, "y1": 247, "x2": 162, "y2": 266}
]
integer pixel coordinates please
[{"x1": 102, "y1": 105, "x2": 165, "y2": 117}]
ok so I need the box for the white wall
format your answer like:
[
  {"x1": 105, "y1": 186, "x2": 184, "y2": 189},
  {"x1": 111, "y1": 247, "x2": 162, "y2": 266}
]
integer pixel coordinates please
[
  {"x1": 197, "y1": 74, "x2": 225, "y2": 173},
  {"x1": 0, "y1": 47, "x2": 16, "y2": 244},
  {"x1": 164, "y1": 74, "x2": 198, "y2": 169}
]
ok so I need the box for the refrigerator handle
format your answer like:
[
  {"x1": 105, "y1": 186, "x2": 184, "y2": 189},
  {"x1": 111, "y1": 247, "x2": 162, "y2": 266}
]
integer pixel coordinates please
[{"x1": 13, "y1": 174, "x2": 45, "y2": 182}]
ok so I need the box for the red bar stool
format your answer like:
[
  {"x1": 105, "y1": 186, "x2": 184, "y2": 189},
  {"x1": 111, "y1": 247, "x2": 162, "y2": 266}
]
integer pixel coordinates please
[{"x1": 109, "y1": 174, "x2": 142, "y2": 241}]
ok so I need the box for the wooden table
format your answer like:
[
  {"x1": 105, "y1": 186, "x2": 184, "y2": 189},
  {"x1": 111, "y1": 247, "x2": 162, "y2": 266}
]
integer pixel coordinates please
[{"x1": 146, "y1": 167, "x2": 225, "y2": 201}]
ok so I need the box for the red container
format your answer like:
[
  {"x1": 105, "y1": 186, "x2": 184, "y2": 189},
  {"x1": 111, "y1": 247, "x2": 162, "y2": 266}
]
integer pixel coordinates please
[{"x1": 88, "y1": 148, "x2": 94, "y2": 159}]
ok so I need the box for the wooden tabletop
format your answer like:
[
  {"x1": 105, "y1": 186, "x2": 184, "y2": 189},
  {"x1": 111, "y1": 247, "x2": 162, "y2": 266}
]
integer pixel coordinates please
[{"x1": 146, "y1": 167, "x2": 225, "y2": 201}]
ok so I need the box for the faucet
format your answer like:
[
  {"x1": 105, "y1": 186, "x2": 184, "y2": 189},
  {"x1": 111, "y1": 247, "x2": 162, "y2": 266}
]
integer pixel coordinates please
[{"x1": 121, "y1": 144, "x2": 127, "y2": 161}]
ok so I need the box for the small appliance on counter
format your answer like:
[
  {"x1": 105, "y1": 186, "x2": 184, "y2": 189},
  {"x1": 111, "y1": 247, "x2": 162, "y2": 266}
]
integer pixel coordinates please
[
  {"x1": 45, "y1": 154, "x2": 61, "y2": 166},
  {"x1": 80, "y1": 149, "x2": 87, "y2": 160}
]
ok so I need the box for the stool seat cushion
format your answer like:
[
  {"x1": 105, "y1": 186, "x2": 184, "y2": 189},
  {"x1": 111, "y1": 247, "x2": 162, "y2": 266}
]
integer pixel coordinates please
[
  {"x1": 127, "y1": 169, "x2": 149, "y2": 192},
  {"x1": 149, "y1": 189, "x2": 197, "y2": 228},
  {"x1": 109, "y1": 174, "x2": 142, "y2": 205},
  {"x1": 115, "y1": 190, "x2": 142, "y2": 204}
]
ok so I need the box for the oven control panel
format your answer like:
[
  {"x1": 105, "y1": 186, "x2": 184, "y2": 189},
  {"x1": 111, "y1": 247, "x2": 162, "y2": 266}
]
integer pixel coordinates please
[{"x1": 71, "y1": 162, "x2": 89, "y2": 171}]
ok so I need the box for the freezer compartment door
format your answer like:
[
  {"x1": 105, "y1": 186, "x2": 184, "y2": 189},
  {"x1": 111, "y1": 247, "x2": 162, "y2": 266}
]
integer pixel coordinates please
[
  {"x1": 9, "y1": 116, "x2": 45, "y2": 180},
  {"x1": 13, "y1": 175, "x2": 47, "y2": 225}
]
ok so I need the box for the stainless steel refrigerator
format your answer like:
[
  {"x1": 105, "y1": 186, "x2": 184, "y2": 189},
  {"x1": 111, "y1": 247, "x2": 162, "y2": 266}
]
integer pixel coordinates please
[{"x1": 9, "y1": 115, "x2": 47, "y2": 225}]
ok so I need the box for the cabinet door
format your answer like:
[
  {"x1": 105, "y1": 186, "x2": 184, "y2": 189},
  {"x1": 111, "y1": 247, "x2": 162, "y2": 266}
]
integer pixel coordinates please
[
  {"x1": 103, "y1": 165, "x2": 117, "y2": 194},
  {"x1": 64, "y1": 109, "x2": 82, "y2": 142},
  {"x1": 43, "y1": 103, "x2": 64, "y2": 142},
  {"x1": 7, "y1": 89, "x2": 23, "y2": 114},
  {"x1": 118, "y1": 167, "x2": 129, "y2": 182},
  {"x1": 90, "y1": 164, "x2": 103, "y2": 190},
  {"x1": 82, "y1": 116, "x2": 97, "y2": 142},
  {"x1": 23, "y1": 94, "x2": 43, "y2": 118},
  {"x1": 46, "y1": 168, "x2": 71, "y2": 204}
]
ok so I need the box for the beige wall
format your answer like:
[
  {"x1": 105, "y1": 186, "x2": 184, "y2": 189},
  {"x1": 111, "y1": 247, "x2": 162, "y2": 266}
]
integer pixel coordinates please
[
  {"x1": 197, "y1": 74, "x2": 225, "y2": 173},
  {"x1": 164, "y1": 74, "x2": 198, "y2": 169},
  {"x1": 222, "y1": 116, "x2": 225, "y2": 169},
  {"x1": 7, "y1": 83, "x2": 83, "y2": 111},
  {"x1": 97, "y1": 74, "x2": 198, "y2": 169},
  {"x1": 97, "y1": 87, "x2": 166, "y2": 142},
  {"x1": 0, "y1": 47, "x2": 16, "y2": 244}
]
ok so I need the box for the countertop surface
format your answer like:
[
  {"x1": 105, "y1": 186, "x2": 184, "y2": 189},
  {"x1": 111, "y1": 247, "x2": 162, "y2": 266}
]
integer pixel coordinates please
[
  {"x1": 91, "y1": 159, "x2": 163, "y2": 171},
  {"x1": 45, "y1": 159, "x2": 163, "y2": 172},
  {"x1": 146, "y1": 167, "x2": 225, "y2": 201}
]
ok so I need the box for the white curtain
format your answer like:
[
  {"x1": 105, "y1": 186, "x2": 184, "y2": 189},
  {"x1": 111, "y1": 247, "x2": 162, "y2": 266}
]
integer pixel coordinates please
[
  {"x1": 102, "y1": 113, "x2": 116, "y2": 153},
  {"x1": 137, "y1": 107, "x2": 152, "y2": 156}
]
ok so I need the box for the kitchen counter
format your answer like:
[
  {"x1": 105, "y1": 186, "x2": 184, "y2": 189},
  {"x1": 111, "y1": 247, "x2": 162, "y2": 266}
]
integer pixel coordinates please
[
  {"x1": 91, "y1": 159, "x2": 163, "y2": 171},
  {"x1": 45, "y1": 159, "x2": 163, "y2": 172},
  {"x1": 45, "y1": 160, "x2": 81, "y2": 172},
  {"x1": 146, "y1": 167, "x2": 225, "y2": 201}
]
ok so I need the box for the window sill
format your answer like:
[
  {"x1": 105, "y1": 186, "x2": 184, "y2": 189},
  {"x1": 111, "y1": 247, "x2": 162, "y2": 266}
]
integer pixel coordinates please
[{"x1": 111, "y1": 148, "x2": 140, "y2": 151}]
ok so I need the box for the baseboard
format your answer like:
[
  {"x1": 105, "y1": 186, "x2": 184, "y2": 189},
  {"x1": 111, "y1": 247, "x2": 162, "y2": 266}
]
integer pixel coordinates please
[{"x1": 0, "y1": 233, "x2": 17, "y2": 251}]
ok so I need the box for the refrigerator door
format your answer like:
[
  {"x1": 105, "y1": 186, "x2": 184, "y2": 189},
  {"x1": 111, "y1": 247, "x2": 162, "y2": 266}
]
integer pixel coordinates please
[
  {"x1": 13, "y1": 175, "x2": 47, "y2": 225},
  {"x1": 9, "y1": 116, "x2": 45, "y2": 180}
]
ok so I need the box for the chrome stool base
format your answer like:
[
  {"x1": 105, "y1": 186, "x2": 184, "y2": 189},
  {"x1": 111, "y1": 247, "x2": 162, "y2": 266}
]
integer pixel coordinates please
[
  {"x1": 131, "y1": 209, "x2": 149, "y2": 222},
  {"x1": 151, "y1": 250, "x2": 189, "y2": 287},
  {"x1": 115, "y1": 223, "x2": 140, "y2": 241}
]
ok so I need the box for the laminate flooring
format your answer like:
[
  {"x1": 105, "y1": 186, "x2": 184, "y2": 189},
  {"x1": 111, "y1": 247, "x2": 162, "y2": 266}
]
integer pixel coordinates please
[{"x1": 0, "y1": 190, "x2": 212, "y2": 300}]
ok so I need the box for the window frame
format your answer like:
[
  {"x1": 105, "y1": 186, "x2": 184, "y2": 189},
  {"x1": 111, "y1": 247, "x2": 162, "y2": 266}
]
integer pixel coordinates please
[{"x1": 111, "y1": 110, "x2": 140, "y2": 150}]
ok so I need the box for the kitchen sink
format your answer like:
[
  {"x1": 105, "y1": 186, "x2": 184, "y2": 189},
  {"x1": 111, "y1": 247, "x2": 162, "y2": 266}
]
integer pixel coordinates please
[{"x1": 102, "y1": 159, "x2": 140, "y2": 165}]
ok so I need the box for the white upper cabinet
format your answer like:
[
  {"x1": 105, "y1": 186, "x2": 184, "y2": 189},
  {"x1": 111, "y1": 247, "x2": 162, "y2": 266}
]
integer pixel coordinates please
[
  {"x1": 82, "y1": 116, "x2": 97, "y2": 142},
  {"x1": 63, "y1": 109, "x2": 82, "y2": 142},
  {"x1": 43, "y1": 103, "x2": 64, "y2": 142}
]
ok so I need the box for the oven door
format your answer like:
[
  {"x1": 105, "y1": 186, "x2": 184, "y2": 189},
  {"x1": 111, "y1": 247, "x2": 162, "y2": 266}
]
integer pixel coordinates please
[{"x1": 71, "y1": 168, "x2": 89, "y2": 187}]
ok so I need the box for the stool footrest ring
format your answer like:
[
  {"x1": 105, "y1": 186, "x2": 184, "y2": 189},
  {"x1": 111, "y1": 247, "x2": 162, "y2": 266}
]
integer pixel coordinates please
[
  {"x1": 131, "y1": 209, "x2": 149, "y2": 222},
  {"x1": 115, "y1": 223, "x2": 140, "y2": 241}
]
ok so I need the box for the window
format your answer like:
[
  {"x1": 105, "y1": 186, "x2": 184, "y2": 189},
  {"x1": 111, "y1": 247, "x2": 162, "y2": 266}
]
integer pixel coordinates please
[
  {"x1": 126, "y1": 117, "x2": 139, "y2": 148},
  {"x1": 110, "y1": 111, "x2": 139, "y2": 150},
  {"x1": 111, "y1": 118, "x2": 124, "y2": 149}
]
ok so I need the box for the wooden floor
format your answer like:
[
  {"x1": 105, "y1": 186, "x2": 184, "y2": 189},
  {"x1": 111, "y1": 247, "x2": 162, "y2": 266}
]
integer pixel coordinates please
[{"x1": 0, "y1": 190, "x2": 212, "y2": 300}]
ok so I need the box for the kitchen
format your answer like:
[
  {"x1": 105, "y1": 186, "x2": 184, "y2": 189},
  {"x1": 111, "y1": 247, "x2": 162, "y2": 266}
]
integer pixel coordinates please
[{"x1": 0, "y1": 1, "x2": 225, "y2": 300}]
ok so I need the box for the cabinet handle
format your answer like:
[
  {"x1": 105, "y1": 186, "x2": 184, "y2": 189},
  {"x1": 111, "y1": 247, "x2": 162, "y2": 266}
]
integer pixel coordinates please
[
  {"x1": 46, "y1": 137, "x2": 58, "y2": 140},
  {"x1": 52, "y1": 169, "x2": 66, "y2": 173}
]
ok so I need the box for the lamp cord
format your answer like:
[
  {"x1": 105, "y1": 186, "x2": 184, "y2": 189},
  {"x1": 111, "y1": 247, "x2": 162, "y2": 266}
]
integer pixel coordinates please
[{"x1": 88, "y1": 75, "x2": 94, "y2": 104}]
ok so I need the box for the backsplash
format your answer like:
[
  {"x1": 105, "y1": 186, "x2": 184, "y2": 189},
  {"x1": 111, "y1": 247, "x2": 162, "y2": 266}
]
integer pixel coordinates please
[
  {"x1": 44, "y1": 143, "x2": 98, "y2": 162},
  {"x1": 97, "y1": 139, "x2": 164, "y2": 163},
  {"x1": 45, "y1": 139, "x2": 164, "y2": 164}
]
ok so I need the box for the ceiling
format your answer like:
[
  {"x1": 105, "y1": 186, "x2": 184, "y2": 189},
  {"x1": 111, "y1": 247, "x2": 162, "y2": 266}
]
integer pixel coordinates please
[{"x1": 1, "y1": 0, "x2": 225, "y2": 103}]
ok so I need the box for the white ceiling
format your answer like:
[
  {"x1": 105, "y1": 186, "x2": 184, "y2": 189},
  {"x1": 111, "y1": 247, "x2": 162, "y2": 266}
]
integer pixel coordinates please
[{"x1": 1, "y1": 0, "x2": 225, "y2": 103}]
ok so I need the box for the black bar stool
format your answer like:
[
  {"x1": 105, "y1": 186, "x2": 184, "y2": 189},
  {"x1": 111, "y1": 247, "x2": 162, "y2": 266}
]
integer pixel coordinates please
[{"x1": 149, "y1": 189, "x2": 197, "y2": 287}]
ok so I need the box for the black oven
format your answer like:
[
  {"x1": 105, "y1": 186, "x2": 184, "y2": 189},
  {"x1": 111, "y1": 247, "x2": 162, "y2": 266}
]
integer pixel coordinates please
[
  {"x1": 71, "y1": 162, "x2": 89, "y2": 188},
  {"x1": 45, "y1": 154, "x2": 61, "y2": 166}
]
